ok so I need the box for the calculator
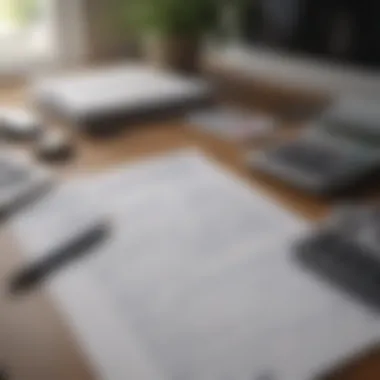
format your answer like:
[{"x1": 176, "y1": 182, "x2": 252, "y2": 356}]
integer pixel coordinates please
[{"x1": 249, "y1": 97, "x2": 380, "y2": 196}]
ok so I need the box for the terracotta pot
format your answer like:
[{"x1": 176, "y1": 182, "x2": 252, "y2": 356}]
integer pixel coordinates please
[{"x1": 144, "y1": 35, "x2": 202, "y2": 73}]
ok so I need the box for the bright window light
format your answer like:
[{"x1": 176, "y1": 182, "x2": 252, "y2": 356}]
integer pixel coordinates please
[{"x1": 0, "y1": 0, "x2": 53, "y2": 69}]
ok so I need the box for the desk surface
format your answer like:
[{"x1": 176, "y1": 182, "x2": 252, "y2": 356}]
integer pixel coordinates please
[{"x1": 0, "y1": 87, "x2": 379, "y2": 380}]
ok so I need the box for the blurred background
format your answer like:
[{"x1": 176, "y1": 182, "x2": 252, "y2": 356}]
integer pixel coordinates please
[
  {"x1": 0, "y1": 0, "x2": 378, "y2": 94},
  {"x1": 0, "y1": 2, "x2": 380, "y2": 380}
]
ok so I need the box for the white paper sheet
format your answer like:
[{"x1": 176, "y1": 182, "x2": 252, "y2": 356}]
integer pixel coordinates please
[
  {"x1": 188, "y1": 108, "x2": 276, "y2": 142},
  {"x1": 11, "y1": 149, "x2": 380, "y2": 380}
]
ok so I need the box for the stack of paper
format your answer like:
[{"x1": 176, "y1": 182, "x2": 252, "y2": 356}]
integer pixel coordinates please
[{"x1": 11, "y1": 149, "x2": 380, "y2": 380}]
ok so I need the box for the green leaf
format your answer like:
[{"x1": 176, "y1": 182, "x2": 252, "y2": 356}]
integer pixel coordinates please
[{"x1": 119, "y1": 0, "x2": 233, "y2": 37}]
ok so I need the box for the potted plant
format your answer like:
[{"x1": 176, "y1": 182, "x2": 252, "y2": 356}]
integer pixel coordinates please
[{"x1": 125, "y1": 0, "x2": 219, "y2": 72}]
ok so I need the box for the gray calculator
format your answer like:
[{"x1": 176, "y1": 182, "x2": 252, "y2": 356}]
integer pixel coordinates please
[{"x1": 249, "y1": 97, "x2": 380, "y2": 195}]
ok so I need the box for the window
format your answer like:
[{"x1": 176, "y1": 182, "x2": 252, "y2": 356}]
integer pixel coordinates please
[
  {"x1": 0, "y1": 0, "x2": 53, "y2": 71},
  {"x1": 0, "y1": 0, "x2": 88, "y2": 73},
  {"x1": 0, "y1": 0, "x2": 39, "y2": 34}
]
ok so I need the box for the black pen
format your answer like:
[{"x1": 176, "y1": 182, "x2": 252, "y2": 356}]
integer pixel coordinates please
[{"x1": 9, "y1": 223, "x2": 109, "y2": 295}]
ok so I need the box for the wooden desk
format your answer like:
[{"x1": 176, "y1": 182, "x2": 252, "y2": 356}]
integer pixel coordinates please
[{"x1": 0, "y1": 88, "x2": 379, "y2": 380}]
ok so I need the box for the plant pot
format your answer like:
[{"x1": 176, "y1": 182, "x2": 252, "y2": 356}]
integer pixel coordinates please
[{"x1": 144, "y1": 35, "x2": 202, "y2": 73}]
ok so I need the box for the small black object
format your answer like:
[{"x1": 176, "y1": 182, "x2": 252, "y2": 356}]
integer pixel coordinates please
[
  {"x1": 269, "y1": 140, "x2": 341, "y2": 175},
  {"x1": 9, "y1": 224, "x2": 108, "y2": 295},
  {"x1": 295, "y1": 206, "x2": 380, "y2": 311},
  {"x1": 0, "y1": 368, "x2": 9, "y2": 380},
  {"x1": 35, "y1": 131, "x2": 74, "y2": 163}
]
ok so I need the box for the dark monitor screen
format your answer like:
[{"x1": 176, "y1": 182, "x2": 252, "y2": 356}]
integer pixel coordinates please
[{"x1": 238, "y1": 0, "x2": 380, "y2": 68}]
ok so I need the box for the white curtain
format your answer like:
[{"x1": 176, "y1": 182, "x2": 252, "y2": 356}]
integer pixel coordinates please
[{"x1": 48, "y1": 0, "x2": 88, "y2": 65}]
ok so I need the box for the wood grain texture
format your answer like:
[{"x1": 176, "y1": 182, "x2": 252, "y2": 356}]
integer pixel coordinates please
[{"x1": 0, "y1": 85, "x2": 378, "y2": 380}]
